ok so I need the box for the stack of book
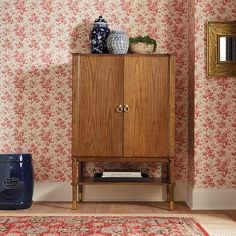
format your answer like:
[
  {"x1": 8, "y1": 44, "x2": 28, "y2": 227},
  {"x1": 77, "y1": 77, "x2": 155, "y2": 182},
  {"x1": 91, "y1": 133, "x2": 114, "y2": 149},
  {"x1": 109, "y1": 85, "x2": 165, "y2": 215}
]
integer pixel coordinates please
[
  {"x1": 94, "y1": 171, "x2": 149, "y2": 182},
  {"x1": 102, "y1": 171, "x2": 142, "y2": 178}
]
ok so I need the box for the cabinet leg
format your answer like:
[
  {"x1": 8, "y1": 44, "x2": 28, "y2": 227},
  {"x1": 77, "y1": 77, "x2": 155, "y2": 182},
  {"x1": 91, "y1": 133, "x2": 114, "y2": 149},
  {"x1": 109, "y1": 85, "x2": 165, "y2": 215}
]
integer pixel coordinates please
[
  {"x1": 78, "y1": 162, "x2": 83, "y2": 202},
  {"x1": 79, "y1": 188, "x2": 82, "y2": 202},
  {"x1": 168, "y1": 184, "x2": 174, "y2": 211},
  {"x1": 166, "y1": 185, "x2": 170, "y2": 202},
  {"x1": 168, "y1": 158, "x2": 175, "y2": 211},
  {"x1": 72, "y1": 198, "x2": 77, "y2": 210},
  {"x1": 72, "y1": 157, "x2": 78, "y2": 210}
]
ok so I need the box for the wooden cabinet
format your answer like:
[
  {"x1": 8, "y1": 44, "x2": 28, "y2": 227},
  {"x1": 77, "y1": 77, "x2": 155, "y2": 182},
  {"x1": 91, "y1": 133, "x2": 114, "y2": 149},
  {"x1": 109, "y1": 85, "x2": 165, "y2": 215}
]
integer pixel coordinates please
[
  {"x1": 124, "y1": 56, "x2": 171, "y2": 157},
  {"x1": 74, "y1": 56, "x2": 123, "y2": 157},
  {"x1": 72, "y1": 54, "x2": 175, "y2": 210}
]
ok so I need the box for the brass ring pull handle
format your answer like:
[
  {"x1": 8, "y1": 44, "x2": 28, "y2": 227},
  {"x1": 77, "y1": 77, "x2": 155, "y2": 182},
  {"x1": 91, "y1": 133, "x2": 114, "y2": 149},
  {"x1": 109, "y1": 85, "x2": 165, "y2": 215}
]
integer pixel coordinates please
[
  {"x1": 123, "y1": 105, "x2": 130, "y2": 113},
  {"x1": 116, "y1": 105, "x2": 123, "y2": 113}
]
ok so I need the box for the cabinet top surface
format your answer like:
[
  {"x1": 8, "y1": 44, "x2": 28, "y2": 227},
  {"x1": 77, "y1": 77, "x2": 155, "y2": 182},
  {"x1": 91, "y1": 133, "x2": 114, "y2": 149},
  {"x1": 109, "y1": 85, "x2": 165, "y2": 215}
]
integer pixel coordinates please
[{"x1": 71, "y1": 53, "x2": 175, "y2": 57}]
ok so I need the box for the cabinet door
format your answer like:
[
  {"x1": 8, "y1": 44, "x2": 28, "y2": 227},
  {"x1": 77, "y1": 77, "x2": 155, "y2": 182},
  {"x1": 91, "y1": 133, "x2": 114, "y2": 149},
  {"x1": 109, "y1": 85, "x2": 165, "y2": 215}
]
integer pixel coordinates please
[
  {"x1": 73, "y1": 55, "x2": 123, "y2": 157},
  {"x1": 124, "y1": 56, "x2": 169, "y2": 157}
]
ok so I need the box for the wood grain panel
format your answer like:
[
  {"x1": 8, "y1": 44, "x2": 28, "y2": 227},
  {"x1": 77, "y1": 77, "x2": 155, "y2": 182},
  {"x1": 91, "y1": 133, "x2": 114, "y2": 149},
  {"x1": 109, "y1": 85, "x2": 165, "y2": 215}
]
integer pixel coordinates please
[
  {"x1": 77, "y1": 157, "x2": 170, "y2": 162},
  {"x1": 72, "y1": 55, "x2": 79, "y2": 156},
  {"x1": 124, "y1": 56, "x2": 169, "y2": 157},
  {"x1": 169, "y1": 55, "x2": 175, "y2": 157},
  {"x1": 79, "y1": 177, "x2": 168, "y2": 185},
  {"x1": 75, "y1": 55, "x2": 123, "y2": 156}
]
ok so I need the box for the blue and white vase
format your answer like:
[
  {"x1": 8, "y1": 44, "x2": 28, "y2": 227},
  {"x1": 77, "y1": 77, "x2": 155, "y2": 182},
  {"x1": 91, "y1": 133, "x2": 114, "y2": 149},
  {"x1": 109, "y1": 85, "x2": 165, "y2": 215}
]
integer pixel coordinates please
[
  {"x1": 90, "y1": 16, "x2": 110, "y2": 54},
  {"x1": 107, "y1": 30, "x2": 129, "y2": 54}
]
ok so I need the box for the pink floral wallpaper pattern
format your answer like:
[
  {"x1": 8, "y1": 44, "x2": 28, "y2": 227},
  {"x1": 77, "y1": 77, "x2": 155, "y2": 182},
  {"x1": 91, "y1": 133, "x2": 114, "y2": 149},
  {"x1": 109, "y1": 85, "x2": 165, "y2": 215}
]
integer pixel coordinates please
[
  {"x1": 1, "y1": 0, "x2": 235, "y2": 188},
  {"x1": 187, "y1": 0, "x2": 195, "y2": 186},
  {"x1": 0, "y1": 0, "x2": 188, "y2": 182},
  {"x1": 193, "y1": 0, "x2": 236, "y2": 188}
]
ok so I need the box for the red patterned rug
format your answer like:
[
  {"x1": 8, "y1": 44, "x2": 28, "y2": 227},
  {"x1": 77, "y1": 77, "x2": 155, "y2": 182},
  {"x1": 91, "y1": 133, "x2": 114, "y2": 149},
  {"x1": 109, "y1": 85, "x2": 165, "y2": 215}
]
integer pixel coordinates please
[{"x1": 0, "y1": 216, "x2": 209, "y2": 236}]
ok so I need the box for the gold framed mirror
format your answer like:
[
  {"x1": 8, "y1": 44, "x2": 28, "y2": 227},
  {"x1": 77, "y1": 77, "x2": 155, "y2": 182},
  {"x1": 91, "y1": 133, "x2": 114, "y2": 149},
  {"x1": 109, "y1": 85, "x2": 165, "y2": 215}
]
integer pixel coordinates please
[{"x1": 207, "y1": 21, "x2": 236, "y2": 76}]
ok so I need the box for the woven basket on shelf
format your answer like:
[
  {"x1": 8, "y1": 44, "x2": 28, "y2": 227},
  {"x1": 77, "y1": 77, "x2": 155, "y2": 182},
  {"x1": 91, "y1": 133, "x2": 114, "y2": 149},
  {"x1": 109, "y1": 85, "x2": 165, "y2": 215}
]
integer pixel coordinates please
[{"x1": 129, "y1": 42, "x2": 155, "y2": 54}]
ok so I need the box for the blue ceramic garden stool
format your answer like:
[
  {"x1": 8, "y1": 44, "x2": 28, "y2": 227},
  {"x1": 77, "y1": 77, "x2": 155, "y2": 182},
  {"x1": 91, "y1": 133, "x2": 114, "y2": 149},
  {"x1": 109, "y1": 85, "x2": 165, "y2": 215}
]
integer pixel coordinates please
[{"x1": 0, "y1": 154, "x2": 34, "y2": 210}]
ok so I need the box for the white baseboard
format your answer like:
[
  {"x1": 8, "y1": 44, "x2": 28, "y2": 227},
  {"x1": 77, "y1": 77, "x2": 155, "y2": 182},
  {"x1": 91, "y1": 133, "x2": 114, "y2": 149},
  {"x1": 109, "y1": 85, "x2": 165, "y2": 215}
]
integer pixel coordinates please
[
  {"x1": 186, "y1": 183, "x2": 193, "y2": 208},
  {"x1": 186, "y1": 183, "x2": 236, "y2": 210},
  {"x1": 33, "y1": 182, "x2": 72, "y2": 202},
  {"x1": 33, "y1": 182, "x2": 187, "y2": 202},
  {"x1": 34, "y1": 182, "x2": 236, "y2": 209}
]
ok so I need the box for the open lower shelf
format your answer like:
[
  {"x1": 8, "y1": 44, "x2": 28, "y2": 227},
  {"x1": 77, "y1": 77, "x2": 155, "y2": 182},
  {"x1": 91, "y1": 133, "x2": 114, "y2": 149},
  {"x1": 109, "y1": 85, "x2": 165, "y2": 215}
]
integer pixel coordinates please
[{"x1": 78, "y1": 177, "x2": 169, "y2": 185}]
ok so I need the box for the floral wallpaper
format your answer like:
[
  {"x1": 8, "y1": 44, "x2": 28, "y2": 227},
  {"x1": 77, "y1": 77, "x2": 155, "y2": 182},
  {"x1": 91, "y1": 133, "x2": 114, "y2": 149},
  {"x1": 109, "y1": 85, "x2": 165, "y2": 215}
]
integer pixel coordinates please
[
  {"x1": 0, "y1": 0, "x2": 189, "y2": 182},
  {"x1": 187, "y1": 0, "x2": 195, "y2": 186},
  {"x1": 1, "y1": 0, "x2": 235, "y2": 189},
  {"x1": 193, "y1": 0, "x2": 236, "y2": 188}
]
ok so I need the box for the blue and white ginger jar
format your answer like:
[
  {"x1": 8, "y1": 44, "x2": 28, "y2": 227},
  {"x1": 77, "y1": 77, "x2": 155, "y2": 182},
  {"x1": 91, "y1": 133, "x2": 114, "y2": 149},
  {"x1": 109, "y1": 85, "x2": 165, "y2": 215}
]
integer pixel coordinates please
[
  {"x1": 90, "y1": 15, "x2": 110, "y2": 54},
  {"x1": 107, "y1": 30, "x2": 129, "y2": 54}
]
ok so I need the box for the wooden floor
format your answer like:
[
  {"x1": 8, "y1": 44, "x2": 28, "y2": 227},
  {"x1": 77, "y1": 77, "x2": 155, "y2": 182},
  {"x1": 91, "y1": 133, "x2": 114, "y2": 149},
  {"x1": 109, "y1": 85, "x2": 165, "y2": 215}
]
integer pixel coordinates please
[{"x1": 0, "y1": 201, "x2": 235, "y2": 221}]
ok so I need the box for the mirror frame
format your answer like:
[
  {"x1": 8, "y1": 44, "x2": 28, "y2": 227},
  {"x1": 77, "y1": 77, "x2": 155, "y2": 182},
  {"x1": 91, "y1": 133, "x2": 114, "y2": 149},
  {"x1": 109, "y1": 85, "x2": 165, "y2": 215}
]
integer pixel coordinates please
[{"x1": 207, "y1": 21, "x2": 236, "y2": 77}]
